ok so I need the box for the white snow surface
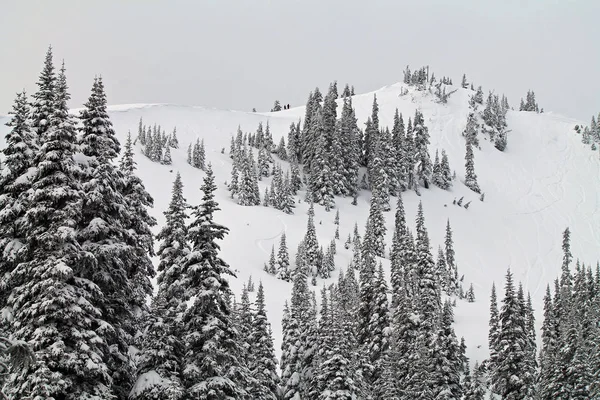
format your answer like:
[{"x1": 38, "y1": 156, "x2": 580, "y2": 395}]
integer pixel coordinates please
[
  {"x1": 1, "y1": 82, "x2": 598, "y2": 368},
  {"x1": 129, "y1": 370, "x2": 168, "y2": 396}
]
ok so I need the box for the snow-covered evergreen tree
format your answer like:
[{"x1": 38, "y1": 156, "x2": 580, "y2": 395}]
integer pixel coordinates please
[
  {"x1": 276, "y1": 136, "x2": 288, "y2": 160},
  {"x1": 162, "y1": 143, "x2": 172, "y2": 165},
  {"x1": 391, "y1": 108, "x2": 407, "y2": 191},
  {"x1": 237, "y1": 149, "x2": 261, "y2": 206},
  {"x1": 340, "y1": 95, "x2": 361, "y2": 198},
  {"x1": 118, "y1": 129, "x2": 157, "y2": 339},
  {"x1": 181, "y1": 165, "x2": 250, "y2": 398},
  {"x1": 132, "y1": 172, "x2": 187, "y2": 400},
  {"x1": 493, "y1": 270, "x2": 529, "y2": 399},
  {"x1": 0, "y1": 90, "x2": 37, "y2": 315},
  {"x1": 464, "y1": 141, "x2": 481, "y2": 193},
  {"x1": 432, "y1": 301, "x2": 463, "y2": 400},
  {"x1": 248, "y1": 282, "x2": 279, "y2": 399},
  {"x1": 438, "y1": 149, "x2": 452, "y2": 190},
  {"x1": 369, "y1": 140, "x2": 390, "y2": 211},
  {"x1": 79, "y1": 76, "x2": 153, "y2": 397},
  {"x1": 413, "y1": 110, "x2": 433, "y2": 188},
  {"x1": 30, "y1": 46, "x2": 56, "y2": 144},
  {"x1": 170, "y1": 127, "x2": 179, "y2": 148},
  {"x1": 463, "y1": 111, "x2": 479, "y2": 147},
  {"x1": 199, "y1": 138, "x2": 206, "y2": 170},
  {"x1": 432, "y1": 149, "x2": 444, "y2": 188},
  {"x1": 277, "y1": 232, "x2": 291, "y2": 281},
  {"x1": 304, "y1": 202, "x2": 322, "y2": 278},
  {"x1": 415, "y1": 201, "x2": 441, "y2": 328},
  {"x1": 5, "y1": 62, "x2": 115, "y2": 399},
  {"x1": 281, "y1": 251, "x2": 316, "y2": 399},
  {"x1": 466, "y1": 284, "x2": 475, "y2": 302},
  {"x1": 364, "y1": 183, "x2": 387, "y2": 258},
  {"x1": 390, "y1": 193, "x2": 408, "y2": 308},
  {"x1": 538, "y1": 285, "x2": 558, "y2": 399}
]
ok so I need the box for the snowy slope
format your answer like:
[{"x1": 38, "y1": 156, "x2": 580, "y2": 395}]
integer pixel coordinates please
[{"x1": 1, "y1": 83, "x2": 598, "y2": 367}]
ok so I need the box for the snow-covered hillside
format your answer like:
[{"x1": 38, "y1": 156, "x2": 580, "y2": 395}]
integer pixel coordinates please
[{"x1": 2, "y1": 82, "x2": 597, "y2": 367}]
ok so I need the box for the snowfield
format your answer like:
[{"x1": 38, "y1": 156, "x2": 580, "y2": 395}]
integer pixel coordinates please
[{"x1": 2, "y1": 82, "x2": 597, "y2": 368}]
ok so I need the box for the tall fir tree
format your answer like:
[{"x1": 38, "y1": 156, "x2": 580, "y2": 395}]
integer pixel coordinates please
[
  {"x1": 30, "y1": 46, "x2": 56, "y2": 144},
  {"x1": 248, "y1": 282, "x2": 279, "y2": 399},
  {"x1": 493, "y1": 270, "x2": 529, "y2": 399},
  {"x1": 488, "y1": 282, "x2": 500, "y2": 389},
  {"x1": 118, "y1": 130, "x2": 157, "y2": 332},
  {"x1": 132, "y1": 173, "x2": 187, "y2": 400},
  {"x1": 413, "y1": 110, "x2": 433, "y2": 188},
  {"x1": 79, "y1": 76, "x2": 151, "y2": 397},
  {"x1": 277, "y1": 232, "x2": 291, "y2": 281},
  {"x1": 432, "y1": 301, "x2": 463, "y2": 400},
  {"x1": 464, "y1": 140, "x2": 480, "y2": 193},
  {"x1": 0, "y1": 90, "x2": 37, "y2": 316},
  {"x1": 180, "y1": 165, "x2": 250, "y2": 398},
  {"x1": 5, "y1": 61, "x2": 115, "y2": 399}
]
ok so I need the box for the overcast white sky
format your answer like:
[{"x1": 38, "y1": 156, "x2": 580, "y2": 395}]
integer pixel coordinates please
[{"x1": 0, "y1": 0, "x2": 598, "y2": 121}]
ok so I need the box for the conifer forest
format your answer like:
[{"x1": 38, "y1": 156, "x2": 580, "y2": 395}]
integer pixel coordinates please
[{"x1": 0, "y1": 42, "x2": 599, "y2": 400}]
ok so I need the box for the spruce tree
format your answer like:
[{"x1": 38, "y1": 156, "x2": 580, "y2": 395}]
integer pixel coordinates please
[
  {"x1": 413, "y1": 110, "x2": 432, "y2": 188},
  {"x1": 30, "y1": 46, "x2": 56, "y2": 144},
  {"x1": 415, "y1": 201, "x2": 441, "y2": 324},
  {"x1": 494, "y1": 270, "x2": 529, "y2": 399},
  {"x1": 367, "y1": 263, "x2": 390, "y2": 386},
  {"x1": 440, "y1": 150, "x2": 452, "y2": 189},
  {"x1": 249, "y1": 283, "x2": 279, "y2": 399},
  {"x1": 365, "y1": 181, "x2": 387, "y2": 258},
  {"x1": 392, "y1": 108, "x2": 407, "y2": 190},
  {"x1": 277, "y1": 136, "x2": 288, "y2": 160},
  {"x1": 463, "y1": 112, "x2": 479, "y2": 147},
  {"x1": 466, "y1": 284, "x2": 475, "y2": 302},
  {"x1": 118, "y1": 129, "x2": 157, "y2": 332},
  {"x1": 432, "y1": 149, "x2": 443, "y2": 188},
  {"x1": 228, "y1": 162, "x2": 239, "y2": 198},
  {"x1": 277, "y1": 232, "x2": 291, "y2": 281},
  {"x1": 432, "y1": 301, "x2": 463, "y2": 400},
  {"x1": 464, "y1": 140, "x2": 481, "y2": 193},
  {"x1": 268, "y1": 245, "x2": 277, "y2": 274},
  {"x1": 152, "y1": 128, "x2": 163, "y2": 163},
  {"x1": 436, "y1": 247, "x2": 448, "y2": 293},
  {"x1": 281, "y1": 253, "x2": 315, "y2": 399},
  {"x1": 162, "y1": 144, "x2": 172, "y2": 165},
  {"x1": 316, "y1": 283, "x2": 361, "y2": 400},
  {"x1": 132, "y1": 173, "x2": 186, "y2": 400},
  {"x1": 390, "y1": 193, "x2": 407, "y2": 308},
  {"x1": 130, "y1": 290, "x2": 185, "y2": 400},
  {"x1": 170, "y1": 127, "x2": 179, "y2": 148},
  {"x1": 0, "y1": 90, "x2": 37, "y2": 315},
  {"x1": 238, "y1": 150, "x2": 261, "y2": 206},
  {"x1": 370, "y1": 141, "x2": 390, "y2": 211},
  {"x1": 340, "y1": 96, "x2": 360, "y2": 197},
  {"x1": 538, "y1": 285, "x2": 558, "y2": 399},
  {"x1": 237, "y1": 285, "x2": 254, "y2": 371},
  {"x1": 154, "y1": 172, "x2": 189, "y2": 298},
  {"x1": 79, "y1": 76, "x2": 152, "y2": 396},
  {"x1": 357, "y1": 226, "x2": 378, "y2": 389},
  {"x1": 5, "y1": 62, "x2": 115, "y2": 399},
  {"x1": 304, "y1": 202, "x2": 322, "y2": 278},
  {"x1": 181, "y1": 164, "x2": 250, "y2": 398},
  {"x1": 488, "y1": 282, "x2": 500, "y2": 388}
]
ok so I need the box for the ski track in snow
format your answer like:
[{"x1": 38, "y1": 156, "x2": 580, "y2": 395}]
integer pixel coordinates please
[{"x1": 255, "y1": 215, "x2": 287, "y2": 256}]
